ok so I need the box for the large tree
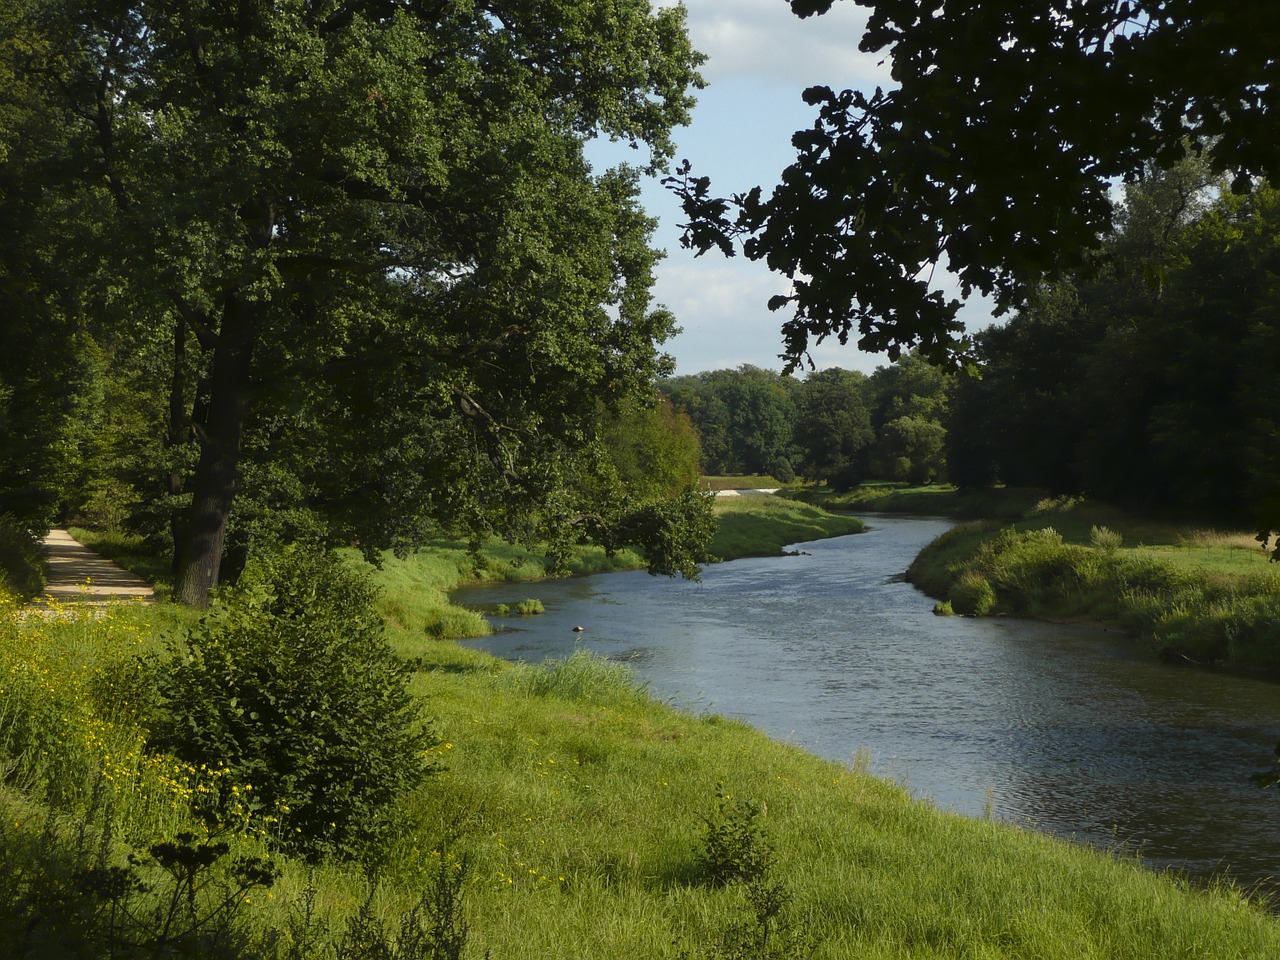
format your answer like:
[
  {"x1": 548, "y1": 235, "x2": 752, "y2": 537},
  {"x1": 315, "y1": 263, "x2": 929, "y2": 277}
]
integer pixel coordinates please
[
  {"x1": 667, "y1": 0, "x2": 1280, "y2": 370},
  {"x1": 6, "y1": 0, "x2": 706, "y2": 605}
]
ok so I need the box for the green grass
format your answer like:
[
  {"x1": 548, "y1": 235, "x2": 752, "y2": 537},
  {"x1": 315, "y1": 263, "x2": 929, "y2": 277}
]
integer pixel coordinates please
[
  {"x1": 700, "y1": 474, "x2": 787, "y2": 491},
  {"x1": 907, "y1": 499, "x2": 1280, "y2": 671},
  {"x1": 709, "y1": 495, "x2": 865, "y2": 559},
  {"x1": 5, "y1": 600, "x2": 1279, "y2": 958},
  {"x1": 787, "y1": 483, "x2": 1047, "y2": 520}
]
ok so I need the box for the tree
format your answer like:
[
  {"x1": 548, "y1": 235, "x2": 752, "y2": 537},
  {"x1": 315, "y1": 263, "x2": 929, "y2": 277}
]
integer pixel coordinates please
[
  {"x1": 666, "y1": 0, "x2": 1280, "y2": 370},
  {"x1": 8, "y1": 1, "x2": 705, "y2": 605},
  {"x1": 793, "y1": 367, "x2": 873, "y2": 485},
  {"x1": 663, "y1": 366, "x2": 799, "y2": 478},
  {"x1": 602, "y1": 395, "x2": 703, "y2": 503},
  {"x1": 864, "y1": 352, "x2": 951, "y2": 482}
]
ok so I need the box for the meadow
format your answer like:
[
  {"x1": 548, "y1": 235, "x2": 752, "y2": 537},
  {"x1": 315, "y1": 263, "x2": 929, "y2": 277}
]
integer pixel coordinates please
[
  {"x1": 4, "y1": 496, "x2": 1279, "y2": 957},
  {"x1": 4, "y1": 591, "x2": 1280, "y2": 958}
]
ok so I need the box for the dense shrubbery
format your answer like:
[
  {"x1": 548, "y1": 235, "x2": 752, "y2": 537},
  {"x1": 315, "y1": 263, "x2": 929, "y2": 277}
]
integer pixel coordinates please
[
  {"x1": 0, "y1": 514, "x2": 45, "y2": 601},
  {"x1": 911, "y1": 517, "x2": 1280, "y2": 668},
  {"x1": 151, "y1": 548, "x2": 435, "y2": 858}
]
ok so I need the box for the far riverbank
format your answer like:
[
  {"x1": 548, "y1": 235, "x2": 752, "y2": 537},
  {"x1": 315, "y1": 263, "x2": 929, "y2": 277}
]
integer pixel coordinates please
[{"x1": 789, "y1": 484, "x2": 1280, "y2": 674}]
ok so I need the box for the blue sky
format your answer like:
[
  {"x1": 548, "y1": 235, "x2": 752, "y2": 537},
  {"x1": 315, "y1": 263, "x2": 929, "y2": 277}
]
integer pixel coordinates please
[{"x1": 589, "y1": 0, "x2": 997, "y2": 377}]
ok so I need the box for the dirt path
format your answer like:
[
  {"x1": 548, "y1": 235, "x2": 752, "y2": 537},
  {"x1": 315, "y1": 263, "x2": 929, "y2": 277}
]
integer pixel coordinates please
[{"x1": 38, "y1": 529, "x2": 155, "y2": 604}]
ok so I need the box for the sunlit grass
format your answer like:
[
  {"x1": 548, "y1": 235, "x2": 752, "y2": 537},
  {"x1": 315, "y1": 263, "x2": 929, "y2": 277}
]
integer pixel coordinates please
[
  {"x1": 4, "y1": 558, "x2": 1280, "y2": 956},
  {"x1": 700, "y1": 474, "x2": 787, "y2": 491},
  {"x1": 710, "y1": 495, "x2": 865, "y2": 559},
  {"x1": 908, "y1": 499, "x2": 1280, "y2": 670}
]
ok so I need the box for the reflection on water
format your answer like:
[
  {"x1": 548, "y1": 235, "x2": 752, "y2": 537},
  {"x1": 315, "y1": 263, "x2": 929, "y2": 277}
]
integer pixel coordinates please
[{"x1": 454, "y1": 516, "x2": 1280, "y2": 893}]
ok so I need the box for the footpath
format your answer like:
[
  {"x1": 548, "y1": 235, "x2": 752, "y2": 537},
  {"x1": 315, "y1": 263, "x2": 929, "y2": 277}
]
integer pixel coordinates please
[{"x1": 38, "y1": 529, "x2": 155, "y2": 605}]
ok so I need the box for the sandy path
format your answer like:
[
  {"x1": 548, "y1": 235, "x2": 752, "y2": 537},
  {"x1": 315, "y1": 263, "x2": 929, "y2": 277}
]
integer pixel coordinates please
[{"x1": 38, "y1": 529, "x2": 155, "y2": 604}]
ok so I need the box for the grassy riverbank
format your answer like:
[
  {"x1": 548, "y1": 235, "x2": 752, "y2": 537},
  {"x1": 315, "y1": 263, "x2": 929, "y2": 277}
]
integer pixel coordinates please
[
  {"x1": 787, "y1": 482, "x2": 1045, "y2": 520},
  {"x1": 907, "y1": 497, "x2": 1280, "y2": 672},
  {"x1": 4, "y1": 594, "x2": 1279, "y2": 958}
]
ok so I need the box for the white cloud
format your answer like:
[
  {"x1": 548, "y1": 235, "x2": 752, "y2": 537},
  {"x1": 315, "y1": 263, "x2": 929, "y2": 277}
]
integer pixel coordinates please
[
  {"x1": 656, "y1": 255, "x2": 887, "y2": 376},
  {"x1": 670, "y1": 0, "x2": 890, "y2": 90}
]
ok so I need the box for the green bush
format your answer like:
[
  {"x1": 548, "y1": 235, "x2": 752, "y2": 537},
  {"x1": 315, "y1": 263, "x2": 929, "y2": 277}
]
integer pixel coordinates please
[
  {"x1": 516, "y1": 598, "x2": 544, "y2": 616},
  {"x1": 697, "y1": 786, "x2": 775, "y2": 887},
  {"x1": 1090, "y1": 524, "x2": 1123, "y2": 554},
  {"x1": 151, "y1": 547, "x2": 435, "y2": 859},
  {"x1": 949, "y1": 570, "x2": 997, "y2": 616},
  {"x1": 0, "y1": 514, "x2": 45, "y2": 601}
]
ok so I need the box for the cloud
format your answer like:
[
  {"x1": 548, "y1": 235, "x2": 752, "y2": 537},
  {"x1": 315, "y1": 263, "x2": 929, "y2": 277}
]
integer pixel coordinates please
[
  {"x1": 655, "y1": 255, "x2": 887, "y2": 376},
  {"x1": 668, "y1": 0, "x2": 891, "y2": 90}
]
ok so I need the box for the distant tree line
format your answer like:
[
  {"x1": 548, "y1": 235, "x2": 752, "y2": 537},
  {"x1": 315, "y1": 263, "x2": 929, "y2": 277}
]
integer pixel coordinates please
[
  {"x1": 948, "y1": 161, "x2": 1280, "y2": 525},
  {"x1": 661, "y1": 355, "x2": 952, "y2": 488}
]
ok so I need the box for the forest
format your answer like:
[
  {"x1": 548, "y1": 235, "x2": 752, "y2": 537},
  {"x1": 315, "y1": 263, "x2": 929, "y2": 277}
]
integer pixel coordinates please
[{"x1": 663, "y1": 158, "x2": 1280, "y2": 539}]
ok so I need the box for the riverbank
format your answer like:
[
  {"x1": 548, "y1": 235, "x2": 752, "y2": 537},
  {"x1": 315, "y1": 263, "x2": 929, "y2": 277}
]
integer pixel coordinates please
[
  {"x1": 786, "y1": 481, "x2": 1046, "y2": 520},
  {"x1": 367, "y1": 495, "x2": 865, "y2": 656},
  {"x1": 4, "y1": 596, "x2": 1278, "y2": 957},
  {"x1": 904, "y1": 497, "x2": 1280, "y2": 673}
]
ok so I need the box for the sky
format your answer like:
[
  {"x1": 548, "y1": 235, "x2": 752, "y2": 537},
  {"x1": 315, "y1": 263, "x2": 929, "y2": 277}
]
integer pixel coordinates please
[{"x1": 588, "y1": 0, "x2": 998, "y2": 378}]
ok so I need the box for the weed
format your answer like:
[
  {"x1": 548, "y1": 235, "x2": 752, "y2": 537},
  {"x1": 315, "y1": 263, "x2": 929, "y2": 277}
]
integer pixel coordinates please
[
  {"x1": 698, "y1": 785, "x2": 775, "y2": 887},
  {"x1": 950, "y1": 570, "x2": 996, "y2": 616},
  {"x1": 684, "y1": 786, "x2": 814, "y2": 960},
  {"x1": 515, "y1": 599, "x2": 544, "y2": 616},
  {"x1": 1090, "y1": 525, "x2": 1123, "y2": 554}
]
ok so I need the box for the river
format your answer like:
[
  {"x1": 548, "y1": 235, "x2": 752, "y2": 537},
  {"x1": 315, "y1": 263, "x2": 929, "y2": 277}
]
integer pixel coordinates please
[{"x1": 454, "y1": 515, "x2": 1280, "y2": 895}]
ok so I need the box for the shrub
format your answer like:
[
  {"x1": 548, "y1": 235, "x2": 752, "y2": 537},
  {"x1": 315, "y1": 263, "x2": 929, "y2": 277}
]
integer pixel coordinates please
[
  {"x1": 950, "y1": 570, "x2": 997, "y2": 616},
  {"x1": 1090, "y1": 524, "x2": 1123, "y2": 554},
  {"x1": 697, "y1": 786, "x2": 775, "y2": 887},
  {"x1": 0, "y1": 514, "x2": 45, "y2": 600},
  {"x1": 493, "y1": 603, "x2": 510, "y2": 617},
  {"x1": 151, "y1": 547, "x2": 435, "y2": 859},
  {"x1": 515, "y1": 598, "x2": 544, "y2": 616}
]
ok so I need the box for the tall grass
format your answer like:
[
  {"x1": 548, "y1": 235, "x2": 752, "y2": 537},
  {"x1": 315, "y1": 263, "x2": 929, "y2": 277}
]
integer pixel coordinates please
[
  {"x1": 3, "y1": 588, "x2": 1279, "y2": 957},
  {"x1": 908, "y1": 501, "x2": 1280, "y2": 670}
]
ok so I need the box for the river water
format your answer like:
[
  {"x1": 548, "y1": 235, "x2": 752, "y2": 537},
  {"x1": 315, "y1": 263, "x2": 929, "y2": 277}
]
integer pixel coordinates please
[{"x1": 454, "y1": 515, "x2": 1280, "y2": 894}]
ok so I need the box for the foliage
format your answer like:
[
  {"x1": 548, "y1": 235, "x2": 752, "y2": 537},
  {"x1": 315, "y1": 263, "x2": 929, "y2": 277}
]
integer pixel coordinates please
[
  {"x1": 0, "y1": 513, "x2": 45, "y2": 600},
  {"x1": 709, "y1": 496, "x2": 864, "y2": 561},
  {"x1": 909, "y1": 509, "x2": 1280, "y2": 669},
  {"x1": 1091, "y1": 525, "x2": 1124, "y2": 554},
  {"x1": 498, "y1": 650, "x2": 650, "y2": 707},
  {"x1": 667, "y1": 0, "x2": 1280, "y2": 369},
  {"x1": 946, "y1": 164, "x2": 1280, "y2": 535},
  {"x1": 151, "y1": 548, "x2": 435, "y2": 858},
  {"x1": 305, "y1": 854, "x2": 472, "y2": 960},
  {"x1": 792, "y1": 367, "x2": 873, "y2": 484},
  {"x1": 663, "y1": 366, "x2": 800, "y2": 478},
  {"x1": 1, "y1": 813, "x2": 278, "y2": 959},
  {"x1": 697, "y1": 786, "x2": 775, "y2": 887},
  {"x1": 4, "y1": 586, "x2": 1280, "y2": 957},
  {"x1": 5, "y1": 0, "x2": 706, "y2": 606},
  {"x1": 515, "y1": 599, "x2": 545, "y2": 616},
  {"x1": 949, "y1": 570, "x2": 996, "y2": 617},
  {"x1": 601, "y1": 395, "x2": 703, "y2": 502}
]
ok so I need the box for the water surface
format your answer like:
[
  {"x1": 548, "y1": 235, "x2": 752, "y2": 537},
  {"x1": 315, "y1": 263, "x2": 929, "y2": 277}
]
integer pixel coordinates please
[{"x1": 456, "y1": 516, "x2": 1280, "y2": 893}]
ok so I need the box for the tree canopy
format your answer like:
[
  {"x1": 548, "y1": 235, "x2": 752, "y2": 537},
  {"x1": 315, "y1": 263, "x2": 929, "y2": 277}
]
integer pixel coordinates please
[
  {"x1": 946, "y1": 161, "x2": 1280, "y2": 526},
  {"x1": 0, "y1": 0, "x2": 708, "y2": 604},
  {"x1": 667, "y1": 0, "x2": 1280, "y2": 370}
]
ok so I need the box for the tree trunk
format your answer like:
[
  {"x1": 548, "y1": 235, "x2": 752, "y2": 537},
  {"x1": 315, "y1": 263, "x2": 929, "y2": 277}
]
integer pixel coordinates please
[
  {"x1": 167, "y1": 317, "x2": 187, "y2": 576},
  {"x1": 174, "y1": 296, "x2": 256, "y2": 607}
]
